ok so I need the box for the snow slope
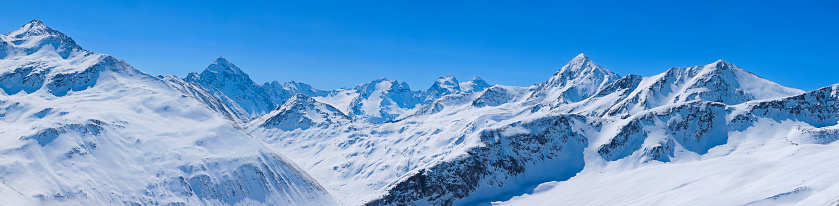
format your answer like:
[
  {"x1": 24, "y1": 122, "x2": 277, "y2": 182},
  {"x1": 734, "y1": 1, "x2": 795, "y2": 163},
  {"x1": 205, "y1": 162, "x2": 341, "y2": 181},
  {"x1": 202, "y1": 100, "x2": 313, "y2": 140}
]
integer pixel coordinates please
[
  {"x1": 498, "y1": 84, "x2": 839, "y2": 206},
  {"x1": 246, "y1": 52, "x2": 837, "y2": 206},
  {"x1": 0, "y1": 20, "x2": 334, "y2": 206},
  {"x1": 4, "y1": 19, "x2": 837, "y2": 206}
]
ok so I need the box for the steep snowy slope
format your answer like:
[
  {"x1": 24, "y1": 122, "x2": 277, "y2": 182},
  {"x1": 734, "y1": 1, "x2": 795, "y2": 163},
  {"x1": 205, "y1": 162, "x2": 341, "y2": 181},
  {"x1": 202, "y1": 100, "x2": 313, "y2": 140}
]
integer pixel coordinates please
[
  {"x1": 185, "y1": 57, "x2": 276, "y2": 120},
  {"x1": 497, "y1": 84, "x2": 839, "y2": 206},
  {"x1": 0, "y1": 20, "x2": 334, "y2": 206},
  {"x1": 160, "y1": 75, "x2": 244, "y2": 123}
]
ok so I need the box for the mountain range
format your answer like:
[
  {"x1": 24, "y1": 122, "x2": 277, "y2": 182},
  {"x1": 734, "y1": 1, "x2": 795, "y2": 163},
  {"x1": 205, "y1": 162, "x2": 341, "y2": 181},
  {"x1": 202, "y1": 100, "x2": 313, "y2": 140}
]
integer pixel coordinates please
[{"x1": 2, "y1": 20, "x2": 839, "y2": 206}]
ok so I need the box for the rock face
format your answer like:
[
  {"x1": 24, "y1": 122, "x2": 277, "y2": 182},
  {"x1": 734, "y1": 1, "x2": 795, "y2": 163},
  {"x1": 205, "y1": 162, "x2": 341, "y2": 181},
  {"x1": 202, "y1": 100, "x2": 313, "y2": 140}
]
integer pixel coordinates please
[
  {"x1": 0, "y1": 20, "x2": 334, "y2": 206},
  {"x1": 366, "y1": 115, "x2": 589, "y2": 206}
]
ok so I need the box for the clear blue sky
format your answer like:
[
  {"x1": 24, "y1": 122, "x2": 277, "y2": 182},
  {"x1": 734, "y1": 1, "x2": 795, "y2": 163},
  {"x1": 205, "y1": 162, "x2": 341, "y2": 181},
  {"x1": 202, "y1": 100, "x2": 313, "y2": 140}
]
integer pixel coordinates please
[{"x1": 1, "y1": 0, "x2": 836, "y2": 90}]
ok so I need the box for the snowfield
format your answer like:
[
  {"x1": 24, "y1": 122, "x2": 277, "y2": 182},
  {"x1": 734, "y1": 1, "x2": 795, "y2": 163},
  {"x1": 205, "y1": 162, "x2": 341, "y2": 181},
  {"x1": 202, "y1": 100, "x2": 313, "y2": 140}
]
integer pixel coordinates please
[{"x1": 2, "y1": 20, "x2": 838, "y2": 206}]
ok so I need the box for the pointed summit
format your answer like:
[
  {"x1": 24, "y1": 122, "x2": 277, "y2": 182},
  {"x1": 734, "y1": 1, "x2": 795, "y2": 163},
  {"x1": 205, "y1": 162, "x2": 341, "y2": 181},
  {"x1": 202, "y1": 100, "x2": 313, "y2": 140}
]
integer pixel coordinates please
[
  {"x1": 544, "y1": 53, "x2": 619, "y2": 88},
  {"x1": 529, "y1": 53, "x2": 621, "y2": 103},
  {"x1": 205, "y1": 56, "x2": 246, "y2": 75},
  {"x1": 214, "y1": 56, "x2": 229, "y2": 64},
  {"x1": 7, "y1": 19, "x2": 60, "y2": 38},
  {"x1": 428, "y1": 75, "x2": 461, "y2": 94},
  {"x1": 574, "y1": 53, "x2": 590, "y2": 60},
  {"x1": 707, "y1": 59, "x2": 737, "y2": 71}
]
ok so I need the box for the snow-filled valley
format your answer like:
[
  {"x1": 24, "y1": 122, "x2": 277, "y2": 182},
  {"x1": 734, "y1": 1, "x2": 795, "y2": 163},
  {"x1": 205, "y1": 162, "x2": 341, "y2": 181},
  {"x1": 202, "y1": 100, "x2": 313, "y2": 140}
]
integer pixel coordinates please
[{"x1": 2, "y1": 20, "x2": 839, "y2": 206}]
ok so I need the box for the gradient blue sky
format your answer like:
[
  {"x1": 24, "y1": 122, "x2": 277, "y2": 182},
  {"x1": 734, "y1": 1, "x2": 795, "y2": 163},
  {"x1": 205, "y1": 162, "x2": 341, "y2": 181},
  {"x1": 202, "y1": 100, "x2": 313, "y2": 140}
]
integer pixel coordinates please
[{"x1": 1, "y1": 0, "x2": 836, "y2": 90}]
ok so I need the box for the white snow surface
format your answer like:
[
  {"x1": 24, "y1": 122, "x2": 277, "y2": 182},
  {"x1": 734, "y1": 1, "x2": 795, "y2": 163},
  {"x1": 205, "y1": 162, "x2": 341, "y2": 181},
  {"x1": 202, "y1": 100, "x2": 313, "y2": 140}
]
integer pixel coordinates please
[{"x1": 0, "y1": 20, "x2": 335, "y2": 206}]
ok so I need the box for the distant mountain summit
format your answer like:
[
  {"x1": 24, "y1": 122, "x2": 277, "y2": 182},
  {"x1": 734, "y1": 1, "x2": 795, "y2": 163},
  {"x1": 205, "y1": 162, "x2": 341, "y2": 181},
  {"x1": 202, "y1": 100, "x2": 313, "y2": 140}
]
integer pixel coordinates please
[
  {"x1": 185, "y1": 57, "x2": 277, "y2": 120},
  {"x1": 460, "y1": 77, "x2": 491, "y2": 93},
  {"x1": 251, "y1": 94, "x2": 351, "y2": 130},
  {"x1": 528, "y1": 53, "x2": 621, "y2": 105},
  {"x1": 1, "y1": 19, "x2": 85, "y2": 59}
]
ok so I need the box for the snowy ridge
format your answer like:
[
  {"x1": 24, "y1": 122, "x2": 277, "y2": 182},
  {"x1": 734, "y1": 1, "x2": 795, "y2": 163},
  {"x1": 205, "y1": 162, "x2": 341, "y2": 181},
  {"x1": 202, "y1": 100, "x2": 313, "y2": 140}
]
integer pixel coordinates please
[
  {"x1": 1, "y1": 19, "x2": 85, "y2": 59},
  {"x1": 567, "y1": 60, "x2": 804, "y2": 117},
  {"x1": 249, "y1": 94, "x2": 351, "y2": 131},
  {"x1": 459, "y1": 77, "x2": 491, "y2": 93},
  {"x1": 0, "y1": 20, "x2": 334, "y2": 205}
]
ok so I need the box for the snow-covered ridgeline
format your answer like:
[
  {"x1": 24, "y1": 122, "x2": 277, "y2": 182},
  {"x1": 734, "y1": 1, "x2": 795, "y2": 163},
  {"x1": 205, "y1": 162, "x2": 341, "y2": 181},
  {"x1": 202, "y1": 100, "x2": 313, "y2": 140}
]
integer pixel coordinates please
[{"x1": 0, "y1": 20, "x2": 335, "y2": 205}]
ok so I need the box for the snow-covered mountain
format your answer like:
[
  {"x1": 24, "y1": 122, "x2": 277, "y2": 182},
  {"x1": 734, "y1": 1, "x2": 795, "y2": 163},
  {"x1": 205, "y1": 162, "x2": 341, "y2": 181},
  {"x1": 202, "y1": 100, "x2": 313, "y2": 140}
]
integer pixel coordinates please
[
  {"x1": 249, "y1": 94, "x2": 351, "y2": 131},
  {"x1": 4, "y1": 19, "x2": 839, "y2": 206},
  {"x1": 245, "y1": 52, "x2": 838, "y2": 206},
  {"x1": 185, "y1": 57, "x2": 277, "y2": 120},
  {"x1": 564, "y1": 59, "x2": 804, "y2": 117},
  {"x1": 0, "y1": 20, "x2": 334, "y2": 206},
  {"x1": 527, "y1": 53, "x2": 621, "y2": 106},
  {"x1": 459, "y1": 77, "x2": 491, "y2": 93}
]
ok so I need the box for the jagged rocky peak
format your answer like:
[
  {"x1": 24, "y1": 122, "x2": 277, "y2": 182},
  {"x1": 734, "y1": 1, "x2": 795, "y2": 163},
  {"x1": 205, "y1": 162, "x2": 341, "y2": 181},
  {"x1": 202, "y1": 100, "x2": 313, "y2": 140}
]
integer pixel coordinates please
[
  {"x1": 460, "y1": 77, "x2": 491, "y2": 93},
  {"x1": 428, "y1": 75, "x2": 461, "y2": 96},
  {"x1": 529, "y1": 53, "x2": 621, "y2": 104},
  {"x1": 186, "y1": 56, "x2": 276, "y2": 119},
  {"x1": 204, "y1": 56, "x2": 248, "y2": 76}
]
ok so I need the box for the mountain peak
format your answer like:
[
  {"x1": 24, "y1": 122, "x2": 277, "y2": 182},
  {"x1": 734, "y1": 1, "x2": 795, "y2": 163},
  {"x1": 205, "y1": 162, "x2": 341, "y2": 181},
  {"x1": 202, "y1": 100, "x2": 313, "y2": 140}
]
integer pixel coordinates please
[
  {"x1": 427, "y1": 75, "x2": 461, "y2": 95},
  {"x1": 460, "y1": 77, "x2": 491, "y2": 93},
  {"x1": 573, "y1": 53, "x2": 590, "y2": 61},
  {"x1": 214, "y1": 56, "x2": 229, "y2": 64},
  {"x1": 6, "y1": 19, "x2": 60, "y2": 38},
  {"x1": 27, "y1": 19, "x2": 44, "y2": 25},
  {"x1": 2, "y1": 19, "x2": 85, "y2": 58},
  {"x1": 709, "y1": 59, "x2": 734, "y2": 69},
  {"x1": 206, "y1": 56, "x2": 245, "y2": 75},
  {"x1": 546, "y1": 54, "x2": 618, "y2": 87}
]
